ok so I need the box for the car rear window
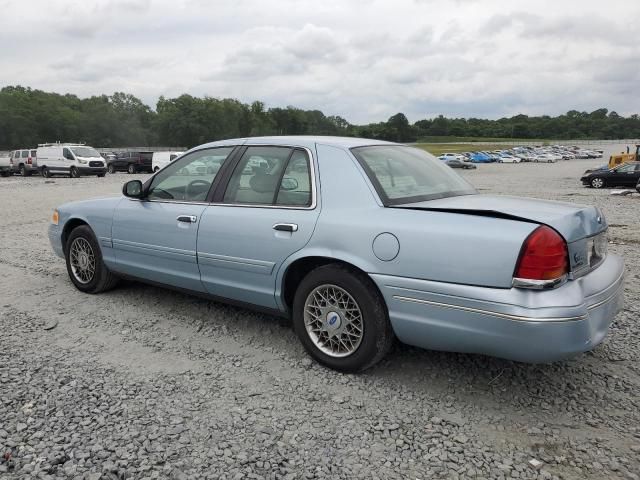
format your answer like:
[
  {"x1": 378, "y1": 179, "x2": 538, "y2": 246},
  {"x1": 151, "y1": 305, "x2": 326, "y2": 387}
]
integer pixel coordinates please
[{"x1": 351, "y1": 145, "x2": 476, "y2": 205}]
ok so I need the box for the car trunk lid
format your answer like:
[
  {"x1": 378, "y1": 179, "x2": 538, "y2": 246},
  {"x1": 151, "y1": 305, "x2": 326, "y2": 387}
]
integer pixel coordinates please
[{"x1": 393, "y1": 194, "x2": 608, "y2": 277}]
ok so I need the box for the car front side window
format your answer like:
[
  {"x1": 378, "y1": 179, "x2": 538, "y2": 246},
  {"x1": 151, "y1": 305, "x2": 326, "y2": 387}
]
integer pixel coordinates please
[{"x1": 147, "y1": 147, "x2": 234, "y2": 202}]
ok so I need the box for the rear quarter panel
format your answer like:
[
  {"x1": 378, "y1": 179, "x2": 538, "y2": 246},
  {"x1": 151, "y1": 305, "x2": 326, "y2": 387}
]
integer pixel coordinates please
[{"x1": 277, "y1": 144, "x2": 537, "y2": 295}]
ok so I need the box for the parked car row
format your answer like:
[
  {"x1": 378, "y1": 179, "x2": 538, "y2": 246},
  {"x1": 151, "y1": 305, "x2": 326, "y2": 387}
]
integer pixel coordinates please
[
  {"x1": 0, "y1": 144, "x2": 186, "y2": 178},
  {"x1": 438, "y1": 145, "x2": 604, "y2": 166},
  {"x1": 100, "y1": 151, "x2": 184, "y2": 174},
  {"x1": 0, "y1": 144, "x2": 107, "y2": 178}
]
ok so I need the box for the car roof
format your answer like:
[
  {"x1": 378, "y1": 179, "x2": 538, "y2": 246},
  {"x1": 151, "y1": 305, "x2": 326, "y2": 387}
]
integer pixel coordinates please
[{"x1": 195, "y1": 135, "x2": 397, "y2": 150}]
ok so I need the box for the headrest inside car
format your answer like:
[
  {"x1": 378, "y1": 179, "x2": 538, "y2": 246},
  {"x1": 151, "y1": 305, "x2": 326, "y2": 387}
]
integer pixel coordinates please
[{"x1": 249, "y1": 173, "x2": 278, "y2": 193}]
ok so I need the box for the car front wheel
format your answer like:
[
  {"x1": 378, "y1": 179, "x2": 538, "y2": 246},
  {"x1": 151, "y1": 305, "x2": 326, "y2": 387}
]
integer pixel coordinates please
[
  {"x1": 127, "y1": 164, "x2": 136, "y2": 174},
  {"x1": 70, "y1": 167, "x2": 80, "y2": 178},
  {"x1": 591, "y1": 177, "x2": 605, "y2": 189},
  {"x1": 65, "y1": 225, "x2": 119, "y2": 294},
  {"x1": 292, "y1": 264, "x2": 393, "y2": 372},
  {"x1": 108, "y1": 164, "x2": 116, "y2": 174}
]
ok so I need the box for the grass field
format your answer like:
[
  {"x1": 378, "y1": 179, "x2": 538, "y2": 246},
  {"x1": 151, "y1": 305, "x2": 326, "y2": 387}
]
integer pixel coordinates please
[
  {"x1": 414, "y1": 143, "x2": 512, "y2": 156},
  {"x1": 415, "y1": 136, "x2": 549, "y2": 144}
]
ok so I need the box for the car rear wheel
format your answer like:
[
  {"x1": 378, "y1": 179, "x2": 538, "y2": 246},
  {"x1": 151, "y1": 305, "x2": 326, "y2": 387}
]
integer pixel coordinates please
[
  {"x1": 19, "y1": 165, "x2": 27, "y2": 177},
  {"x1": 107, "y1": 164, "x2": 116, "y2": 174},
  {"x1": 65, "y1": 225, "x2": 119, "y2": 294},
  {"x1": 70, "y1": 167, "x2": 80, "y2": 178},
  {"x1": 591, "y1": 177, "x2": 605, "y2": 189},
  {"x1": 127, "y1": 164, "x2": 136, "y2": 174},
  {"x1": 292, "y1": 264, "x2": 393, "y2": 372},
  {"x1": 41, "y1": 167, "x2": 51, "y2": 178},
  {"x1": 153, "y1": 166, "x2": 159, "y2": 172}
]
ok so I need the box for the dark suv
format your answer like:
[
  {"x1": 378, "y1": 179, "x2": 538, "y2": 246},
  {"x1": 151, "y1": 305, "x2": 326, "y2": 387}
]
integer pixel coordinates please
[{"x1": 108, "y1": 151, "x2": 153, "y2": 174}]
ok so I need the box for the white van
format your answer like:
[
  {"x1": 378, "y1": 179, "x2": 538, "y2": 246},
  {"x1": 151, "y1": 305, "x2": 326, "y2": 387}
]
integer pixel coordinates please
[
  {"x1": 36, "y1": 143, "x2": 107, "y2": 178},
  {"x1": 152, "y1": 151, "x2": 184, "y2": 172}
]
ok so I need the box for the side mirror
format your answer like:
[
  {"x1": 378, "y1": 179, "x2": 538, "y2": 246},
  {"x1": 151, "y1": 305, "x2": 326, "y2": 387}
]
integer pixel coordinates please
[
  {"x1": 280, "y1": 177, "x2": 298, "y2": 191},
  {"x1": 123, "y1": 180, "x2": 144, "y2": 198}
]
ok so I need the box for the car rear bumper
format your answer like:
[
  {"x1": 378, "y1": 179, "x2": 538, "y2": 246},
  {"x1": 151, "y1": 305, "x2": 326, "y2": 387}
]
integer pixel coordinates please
[{"x1": 370, "y1": 254, "x2": 624, "y2": 363}]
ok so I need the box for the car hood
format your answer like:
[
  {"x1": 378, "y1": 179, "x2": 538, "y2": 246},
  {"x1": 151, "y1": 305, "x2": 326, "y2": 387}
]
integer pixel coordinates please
[
  {"x1": 394, "y1": 194, "x2": 606, "y2": 242},
  {"x1": 582, "y1": 166, "x2": 608, "y2": 175}
]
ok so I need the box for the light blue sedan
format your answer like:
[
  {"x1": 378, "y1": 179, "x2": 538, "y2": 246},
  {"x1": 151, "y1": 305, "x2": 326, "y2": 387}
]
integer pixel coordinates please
[{"x1": 49, "y1": 136, "x2": 625, "y2": 371}]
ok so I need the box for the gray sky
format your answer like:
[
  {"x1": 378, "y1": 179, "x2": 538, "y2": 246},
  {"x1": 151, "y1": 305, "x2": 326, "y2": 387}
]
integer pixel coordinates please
[{"x1": 1, "y1": 0, "x2": 638, "y2": 123}]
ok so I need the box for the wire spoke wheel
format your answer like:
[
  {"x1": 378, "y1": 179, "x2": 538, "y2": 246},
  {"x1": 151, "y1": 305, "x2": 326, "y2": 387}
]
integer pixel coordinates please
[
  {"x1": 303, "y1": 284, "x2": 364, "y2": 358},
  {"x1": 69, "y1": 237, "x2": 96, "y2": 284}
]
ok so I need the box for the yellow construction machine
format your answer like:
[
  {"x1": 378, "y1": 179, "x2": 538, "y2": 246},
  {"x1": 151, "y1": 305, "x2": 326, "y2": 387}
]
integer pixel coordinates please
[{"x1": 609, "y1": 144, "x2": 640, "y2": 168}]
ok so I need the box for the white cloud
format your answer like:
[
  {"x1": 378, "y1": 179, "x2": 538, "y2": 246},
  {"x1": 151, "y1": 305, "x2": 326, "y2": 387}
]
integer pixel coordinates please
[{"x1": 0, "y1": 0, "x2": 638, "y2": 123}]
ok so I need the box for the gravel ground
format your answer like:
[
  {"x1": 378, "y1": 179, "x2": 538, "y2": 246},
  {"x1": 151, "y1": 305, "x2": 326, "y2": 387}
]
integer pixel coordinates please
[{"x1": 0, "y1": 159, "x2": 639, "y2": 480}]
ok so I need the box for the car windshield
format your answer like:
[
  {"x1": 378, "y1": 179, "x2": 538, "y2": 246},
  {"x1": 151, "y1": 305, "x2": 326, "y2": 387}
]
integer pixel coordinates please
[
  {"x1": 351, "y1": 145, "x2": 476, "y2": 205},
  {"x1": 70, "y1": 147, "x2": 100, "y2": 158}
]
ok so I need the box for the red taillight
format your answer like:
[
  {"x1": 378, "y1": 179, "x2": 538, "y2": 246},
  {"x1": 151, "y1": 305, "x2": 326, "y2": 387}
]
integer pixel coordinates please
[{"x1": 514, "y1": 226, "x2": 568, "y2": 281}]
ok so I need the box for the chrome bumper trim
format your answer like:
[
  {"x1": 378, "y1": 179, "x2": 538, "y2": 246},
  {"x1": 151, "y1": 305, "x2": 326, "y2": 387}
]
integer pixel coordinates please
[
  {"x1": 392, "y1": 295, "x2": 587, "y2": 323},
  {"x1": 512, "y1": 274, "x2": 568, "y2": 290}
]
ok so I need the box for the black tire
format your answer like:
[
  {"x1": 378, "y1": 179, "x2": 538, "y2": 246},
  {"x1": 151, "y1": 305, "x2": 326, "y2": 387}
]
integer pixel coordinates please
[
  {"x1": 153, "y1": 166, "x2": 159, "y2": 172},
  {"x1": 107, "y1": 164, "x2": 116, "y2": 174},
  {"x1": 591, "y1": 177, "x2": 605, "y2": 189},
  {"x1": 65, "y1": 225, "x2": 119, "y2": 294},
  {"x1": 0, "y1": 171, "x2": 9, "y2": 177},
  {"x1": 19, "y1": 165, "x2": 27, "y2": 177},
  {"x1": 127, "y1": 164, "x2": 136, "y2": 174},
  {"x1": 97, "y1": 173, "x2": 105, "y2": 178},
  {"x1": 292, "y1": 264, "x2": 394, "y2": 372},
  {"x1": 70, "y1": 167, "x2": 80, "y2": 178},
  {"x1": 41, "y1": 167, "x2": 51, "y2": 178}
]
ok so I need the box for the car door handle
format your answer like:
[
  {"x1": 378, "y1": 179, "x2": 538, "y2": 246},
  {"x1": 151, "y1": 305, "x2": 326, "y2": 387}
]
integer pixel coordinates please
[
  {"x1": 273, "y1": 223, "x2": 298, "y2": 232},
  {"x1": 177, "y1": 215, "x2": 197, "y2": 223}
]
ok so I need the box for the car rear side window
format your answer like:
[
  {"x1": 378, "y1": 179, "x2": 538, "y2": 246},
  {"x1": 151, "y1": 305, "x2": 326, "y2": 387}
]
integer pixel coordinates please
[
  {"x1": 223, "y1": 147, "x2": 293, "y2": 205},
  {"x1": 30, "y1": 150, "x2": 36, "y2": 157},
  {"x1": 21, "y1": 150, "x2": 28, "y2": 158},
  {"x1": 275, "y1": 150, "x2": 312, "y2": 207}
]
